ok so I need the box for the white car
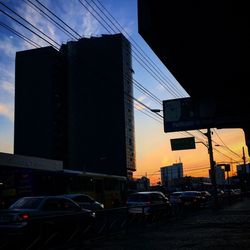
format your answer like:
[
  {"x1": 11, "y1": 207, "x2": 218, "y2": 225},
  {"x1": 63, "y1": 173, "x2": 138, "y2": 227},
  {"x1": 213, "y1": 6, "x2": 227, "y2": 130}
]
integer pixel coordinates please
[
  {"x1": 62, "y1": 194, "x2": 104, "y2": 211},
  {"x1": 127, "y1": 191, "x2": 171, "y2": 216}
]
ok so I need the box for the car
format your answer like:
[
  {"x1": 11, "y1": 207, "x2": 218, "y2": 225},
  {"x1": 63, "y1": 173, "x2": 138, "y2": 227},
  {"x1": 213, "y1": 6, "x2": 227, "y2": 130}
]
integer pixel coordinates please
[
  {"x1": 200, "y1": 191, "x2": 212, "y2": 201},
  {"x1": 0, "y1": 196, "x2": 96, "y2": 248},
  {"x1": 179, "y1": 191, "x2": 206, "y2": 208},
  {"x1": 169, "y1": 191, "x2": 185, "y2": 205},
  {"x1": 61, "y1": 193, "x2": 104, "y2": 211},
  {"x1": 127, "y1": 191, "x2": 171, "y2": 216}
]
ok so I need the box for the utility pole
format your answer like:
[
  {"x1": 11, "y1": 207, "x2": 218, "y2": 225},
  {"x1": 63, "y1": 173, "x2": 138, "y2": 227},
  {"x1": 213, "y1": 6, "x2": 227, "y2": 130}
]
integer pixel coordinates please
[
  {"x1": 243, "y1": 146, "x2": 246, "y2": 171},
  {"x1": 205, "y1": 128, "x2": 218, "y2": 209},
  {"x1": 242, "y1": 146, "x2": 247, "y2": 196}
]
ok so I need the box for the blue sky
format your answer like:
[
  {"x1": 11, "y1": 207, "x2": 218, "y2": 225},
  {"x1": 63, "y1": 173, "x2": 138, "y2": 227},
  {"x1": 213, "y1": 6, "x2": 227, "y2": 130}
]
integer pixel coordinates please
[{"x1": 0, "y1": 0, "x2": 248, "y2": 183}]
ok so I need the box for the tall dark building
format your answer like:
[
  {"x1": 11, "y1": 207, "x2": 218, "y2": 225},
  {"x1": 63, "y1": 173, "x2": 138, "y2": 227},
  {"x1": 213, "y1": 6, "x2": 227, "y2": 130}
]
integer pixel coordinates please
[
  {"x1": 14, "y1": 46, "x2": 67, "y2": 161},
  {"x1": 14, "y1": 34, "x2": 136, "y2": 177}
]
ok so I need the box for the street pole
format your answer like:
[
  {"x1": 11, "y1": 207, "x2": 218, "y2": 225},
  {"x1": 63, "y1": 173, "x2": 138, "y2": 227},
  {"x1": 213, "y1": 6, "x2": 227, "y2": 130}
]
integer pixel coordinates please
[
  {"x1": 206, "y1": 128, "x2": 218, "y2": 209},
  {"x1": 242, "y1": 146, "x2": 247, "y2": 196}
]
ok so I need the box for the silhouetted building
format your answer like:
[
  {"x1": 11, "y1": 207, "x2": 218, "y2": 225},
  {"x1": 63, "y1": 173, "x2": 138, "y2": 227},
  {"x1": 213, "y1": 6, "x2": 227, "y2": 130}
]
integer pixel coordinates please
[
  {"x1": 14, "y1": 34, "x2": 135, "y2": 177},
  {"x1": 15, "y1": 47, "x2": 66, "y2": 160},
  {"x1": 237, "y1": 163, "x2": 250, "y2": 174},
  {"x1": 209, "y1": 165, "x2": 225, "y2": 186}
]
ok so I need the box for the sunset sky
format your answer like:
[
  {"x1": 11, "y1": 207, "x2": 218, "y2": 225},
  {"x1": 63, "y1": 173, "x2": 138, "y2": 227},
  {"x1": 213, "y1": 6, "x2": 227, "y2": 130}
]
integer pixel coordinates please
[{"x1": 0, "y1": 0, "x2": 249, "y2": 184}]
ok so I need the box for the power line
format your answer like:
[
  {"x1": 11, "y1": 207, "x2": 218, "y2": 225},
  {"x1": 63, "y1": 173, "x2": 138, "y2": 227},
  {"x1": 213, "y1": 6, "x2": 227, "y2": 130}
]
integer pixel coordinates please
[
  {"x1": 213, "y1": 128, "x2": 242, "y2": 158},
  {"x1": 22, "y1": 0, "x2": 180, "y2": 122},
  {"x1": 1, "y1": 1, "x2": 240, "y2": 167},
  {"x1": 124, "y1": 75, "x2": 162, "y2": 106},
  {"x1": 0, "y1": 2, "x2": 60, "y2": 47},
  {"x1": 92, "y1": 0, "x2": 186, "y2": 97},
  {"x1": 32, "y1": 0, "x2": 166, "y2": 112},
  {"x1": 0, "y1": 8, "x2": 59, "y2": 49},
  {"x1": 134, "y1": 106, "x2": 163, "y2": 125},
  {"x1": 0, "y1": 21, "x2": 41, "y2": 48},
  {"x1": 78, "y1": 0, "x2": 114, "y2": 33},
  {"x1": 197, "y1": 128, "x2": 242, "y2": 160},
  {"x1": 24, "y1": 0, "x2": 78, "y2": 40},
  {"x1": 34, "y1": 0, "x2": 82, "y2": 38},
  {"x1": 78, "y1": 0, "x2": 183, "y2": 98},
  {"x1": 124, "y1": 95, "x2": 162, "y2": 124},
  {"x1": 126, "y1": 92, "x2": 163, "y2": 119}
]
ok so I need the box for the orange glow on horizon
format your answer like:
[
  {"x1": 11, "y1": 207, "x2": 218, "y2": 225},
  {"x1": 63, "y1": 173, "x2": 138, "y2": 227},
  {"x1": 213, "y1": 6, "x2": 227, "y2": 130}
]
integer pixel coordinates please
[{"x1": 135, "y1": 128, "x2": 249, "y2": 186}]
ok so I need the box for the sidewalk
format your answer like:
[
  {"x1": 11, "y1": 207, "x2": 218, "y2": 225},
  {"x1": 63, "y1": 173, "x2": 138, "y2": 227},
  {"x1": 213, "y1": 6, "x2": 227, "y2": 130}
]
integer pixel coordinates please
[{"x1": 86, "y1": 197, "x2": 250, "y2": 250}]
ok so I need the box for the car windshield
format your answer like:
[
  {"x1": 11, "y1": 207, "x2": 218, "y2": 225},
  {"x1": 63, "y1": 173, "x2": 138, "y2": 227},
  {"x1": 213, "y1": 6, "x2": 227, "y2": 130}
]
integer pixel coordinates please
[
  {"x1": 128, "y1": 194, "x2": 149, "y2": 202},
  {"x1": 182, "y1": 192, "x2": 201, "y2": 197},
  {"x1": 69, "y1": 195, "x2": 94, "y2": 203},
  {"x1": 10, "y1": 197, "x2": 44, "y2": 209},
  {"x1": 171, "y1": 192, "x2": 183, "y2": 196}
]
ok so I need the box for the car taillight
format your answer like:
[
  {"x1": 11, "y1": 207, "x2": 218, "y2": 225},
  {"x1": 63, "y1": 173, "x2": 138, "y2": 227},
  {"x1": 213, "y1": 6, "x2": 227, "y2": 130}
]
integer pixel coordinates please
[{"x1": 19, "y1": 213, "x2": 29, "y2": 221}]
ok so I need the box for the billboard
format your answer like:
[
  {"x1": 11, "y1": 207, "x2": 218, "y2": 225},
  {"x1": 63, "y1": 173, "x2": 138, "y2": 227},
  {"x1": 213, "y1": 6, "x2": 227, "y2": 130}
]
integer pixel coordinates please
[{"x1": 163, "y1": 97, "x2": 217, "y2": 132}]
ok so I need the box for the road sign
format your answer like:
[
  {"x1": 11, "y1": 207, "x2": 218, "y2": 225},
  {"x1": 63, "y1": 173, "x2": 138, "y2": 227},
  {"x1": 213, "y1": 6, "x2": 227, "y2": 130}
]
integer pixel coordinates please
[{"x1": 170, "y1": 137, "x2": 196, "y2": 151}]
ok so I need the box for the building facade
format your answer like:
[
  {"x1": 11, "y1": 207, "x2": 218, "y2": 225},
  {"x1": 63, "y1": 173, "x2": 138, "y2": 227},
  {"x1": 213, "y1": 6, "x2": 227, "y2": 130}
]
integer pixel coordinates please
[
  {"x1": 14, "y1": 34, "x2": 135, "y2": 177},
  {"x1": 209, "y1": 165, "x2": 225, "y2": 186},
  {"x1": 160, "y1": 163, "x2": 183, "y2": 189},
  {"x1": 237, "y1": 163, "x2": 250, "y2": 174},
  {"x1": 15, "y1": 46, "x2": 66, "y2": 161}
]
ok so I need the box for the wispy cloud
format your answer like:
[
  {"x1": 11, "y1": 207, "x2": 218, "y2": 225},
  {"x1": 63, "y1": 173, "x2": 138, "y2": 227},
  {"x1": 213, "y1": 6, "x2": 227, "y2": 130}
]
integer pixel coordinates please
[
  {"x1": 81, "y1": 11, "x2": 101, "y2": 36},
  {"x1": 122, "y1": 20, "x2": 135, "y2": 36},
  {"x1": 0, "y1": 36, "x2": 22, "y2": 58},
  {"x1": 134, "y1": 95, "x2": 153, "y2": 110},
  {"x1": 155, "y1": 83, "x2": 166, "y2": 92},
  {"x1": 1, "y1": 81, "x2": 14, "y2": 96},
  {"x1": 0, "y1": 62, "x2": 15, "y2": 82},
  {"x1": 16, "y1": 2, "x2": 61, "y2": 48},
  {"x1": 0, "y1": 103, "x2": 14, "y2": 122}
]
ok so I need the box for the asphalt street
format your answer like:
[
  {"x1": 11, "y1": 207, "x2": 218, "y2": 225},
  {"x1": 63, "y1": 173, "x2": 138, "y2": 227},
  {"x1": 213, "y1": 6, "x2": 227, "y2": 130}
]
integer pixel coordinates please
[{"x1": 84, "y1": 197, "x2": 250, "y2": 250}]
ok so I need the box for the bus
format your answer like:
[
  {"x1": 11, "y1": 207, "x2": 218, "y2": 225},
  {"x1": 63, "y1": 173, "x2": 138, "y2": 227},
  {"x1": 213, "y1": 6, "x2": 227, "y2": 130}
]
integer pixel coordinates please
[{"x1": 0, "y1": 153, "x2": 127, "y2": 209}]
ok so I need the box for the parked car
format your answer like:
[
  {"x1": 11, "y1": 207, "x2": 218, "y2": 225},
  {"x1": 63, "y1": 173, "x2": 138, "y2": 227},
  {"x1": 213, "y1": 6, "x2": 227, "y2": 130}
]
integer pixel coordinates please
[
  {"x1": 200, "y1": 191, "x2": 212, "y2": 201},
  {"x1": 0, "y1": 196, "x2": 95, "y2": 248},
  {"x1": 209, "y1": 189, "x2": 225, "y2": 198},
  {"x1": 169, "y1": 191, "x2": 184, "y2": 205},
  {"x1": 61, "y1": 193, "x2": 104, "y2": 211},
  {"x1": 179, "y1": 191, "x2": 206, "y2": 208},
  {"x1": 127, "y1": 191, "x2": 171, "y2": 216}
]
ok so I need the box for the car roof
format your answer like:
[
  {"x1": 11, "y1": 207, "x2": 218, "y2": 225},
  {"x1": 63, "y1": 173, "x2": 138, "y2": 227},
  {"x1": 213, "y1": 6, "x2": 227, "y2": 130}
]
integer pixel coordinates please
[
  {"x1": 62, "y1": 193, "x2": 91, "y2": 198},
  {"x1": 131, "y1": 191, "x2": 165, "y2": 195},
  {"x1": 14, "y1": 195, "x2": 83, "y2": 203},
  {"x1": 63, "y1": 193, "x2": 88, "y2": 196}
]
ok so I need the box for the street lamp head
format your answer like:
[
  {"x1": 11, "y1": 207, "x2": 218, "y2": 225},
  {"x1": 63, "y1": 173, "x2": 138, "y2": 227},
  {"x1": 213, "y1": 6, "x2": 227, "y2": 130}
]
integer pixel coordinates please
[{"x1": 150, "y1": 109, "x2": 162, "y2": 113}]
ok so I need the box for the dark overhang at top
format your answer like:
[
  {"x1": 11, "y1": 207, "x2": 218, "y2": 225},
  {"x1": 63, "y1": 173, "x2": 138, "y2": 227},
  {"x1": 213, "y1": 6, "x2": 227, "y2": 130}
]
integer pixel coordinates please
[{"x1": 138, "y1": 0, "x2": 250, "y2": 130}]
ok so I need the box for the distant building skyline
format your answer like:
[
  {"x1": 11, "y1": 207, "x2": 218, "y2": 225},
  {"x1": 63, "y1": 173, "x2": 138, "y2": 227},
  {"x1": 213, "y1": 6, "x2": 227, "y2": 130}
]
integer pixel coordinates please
[
  {"x1": 237, "y1": 163, "x2": 250, "y2": 174},
  {"x1": 160, "y1": 163, "x2": 183, "y2": 188}
]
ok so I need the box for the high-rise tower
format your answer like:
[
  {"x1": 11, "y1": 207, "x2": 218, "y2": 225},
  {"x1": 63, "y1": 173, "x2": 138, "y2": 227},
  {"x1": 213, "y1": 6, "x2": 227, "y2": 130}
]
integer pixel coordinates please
[{"x1": 14, "y1": 34, "x2": 135, "y2": 177}]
